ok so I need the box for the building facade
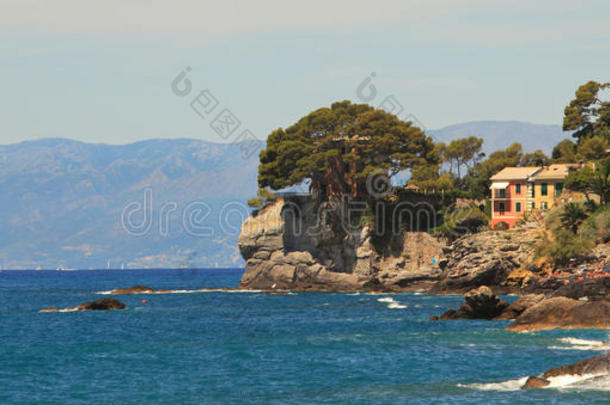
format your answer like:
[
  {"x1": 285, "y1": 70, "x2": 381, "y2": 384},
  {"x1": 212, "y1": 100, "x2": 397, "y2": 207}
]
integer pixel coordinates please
[
  {"x1": 489, "y1": 167, "x2": 541, "y2": 229},
  {"x1": 489, "y1": 164, "x2": 581, "y2": 229},
  {"x1": 529, "y1": 164, "x2": 580, "y2": 211}
]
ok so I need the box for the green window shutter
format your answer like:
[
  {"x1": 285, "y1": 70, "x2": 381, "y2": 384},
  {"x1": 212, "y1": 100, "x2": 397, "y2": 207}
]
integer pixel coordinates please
[{"x1": 555, "y1": 183, "x2": 563, "y2": 197}]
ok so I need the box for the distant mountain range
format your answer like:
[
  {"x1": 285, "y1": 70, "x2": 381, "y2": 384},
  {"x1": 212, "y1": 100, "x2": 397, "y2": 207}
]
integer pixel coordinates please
[
  {"x1": 428, "y1": 120, "x2": 570, "y2": 154},
  {"x1": 0, "y1": 121, "x2": 571, "y2": 269}
]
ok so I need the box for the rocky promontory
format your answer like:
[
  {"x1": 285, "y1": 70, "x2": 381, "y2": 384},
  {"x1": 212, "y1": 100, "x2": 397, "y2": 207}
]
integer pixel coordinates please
[{"x1": 238, "y1": 197, "x2": 444, "y2": 291}]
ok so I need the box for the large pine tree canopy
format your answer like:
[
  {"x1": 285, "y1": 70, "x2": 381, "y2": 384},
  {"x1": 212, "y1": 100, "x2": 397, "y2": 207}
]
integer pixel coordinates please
[{"x1": 257, "y1": 100, "x2": 438, "y2": 198}]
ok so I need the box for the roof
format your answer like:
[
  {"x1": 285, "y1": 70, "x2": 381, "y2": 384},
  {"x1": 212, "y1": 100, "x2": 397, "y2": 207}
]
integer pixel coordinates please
[
  {"x1": 490, "y1": 166, "x2": 541, "y2": 181},
  {"x1": 530, "y1": 164, "x2": 580, "y2": 181}
]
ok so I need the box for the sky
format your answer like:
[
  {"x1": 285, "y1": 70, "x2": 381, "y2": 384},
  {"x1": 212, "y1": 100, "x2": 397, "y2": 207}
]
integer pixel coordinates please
[{"x1": 0, "y1": 0, "x2": 609, "y2": 145}]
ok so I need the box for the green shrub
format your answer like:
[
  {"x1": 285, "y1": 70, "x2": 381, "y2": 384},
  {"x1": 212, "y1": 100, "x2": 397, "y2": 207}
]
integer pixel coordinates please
[
  {"x1": 560, "y1": 202, "x2": 589, "y2": 233},
  {"x1": 544, "y1": 229, "x2": 592, "y2": 265},
  {"x1": 579, "y1": 205, "x2": 610, "y2": 243},
  {"x1": 247, "y1": 197, "x2": 264, "y2": 208},
  {"x1": 247, "y1": 188, "x2": 277, "y2": 208}
]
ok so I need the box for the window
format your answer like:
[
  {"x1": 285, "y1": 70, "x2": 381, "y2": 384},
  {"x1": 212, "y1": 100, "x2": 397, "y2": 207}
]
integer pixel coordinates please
[
  {"x1": 515, "y1": 183, "x2": 521, "y2": 194},
  {"x1": 499, "y1": 202, "x2": 505, "y2": 214},
  {"x1": 555, "y1": 182, "x2": 563, "y2": 197},
  {"x1": 531, "y1": 202, "x2": 535, "y2": 209},
  {"x1": 497, "y1": 189, "x2": 506, "y2": 198},
  {"x1": 542, "y1": 202, "x2": 548, "y2": 210},
  {"x1": 541, "y1": 183, "x2": 547, "y2": 196},
  {"x1": 516, "y1": 202, "x2": 521, "y2": 212}
]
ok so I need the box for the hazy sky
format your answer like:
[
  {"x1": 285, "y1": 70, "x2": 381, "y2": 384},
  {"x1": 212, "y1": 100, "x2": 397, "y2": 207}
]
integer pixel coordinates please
[{"x1": 1, "y1": 0, "x2": 609, "y2": 145}]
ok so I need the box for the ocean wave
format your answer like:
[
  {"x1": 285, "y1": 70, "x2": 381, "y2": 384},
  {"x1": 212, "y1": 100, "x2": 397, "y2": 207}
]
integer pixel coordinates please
[
  {"x1": 377, "y1": 297, "x2": 407, "y2": 309},
  {"x1": 549, "y1": 337, "x2": 610, "y2": 351},
  {"x1": 458, "y1": 377, "x2": 528, "y2": 391},
  {"x1": 459, "y1": 373, "x2": 610, "y2": 392}
]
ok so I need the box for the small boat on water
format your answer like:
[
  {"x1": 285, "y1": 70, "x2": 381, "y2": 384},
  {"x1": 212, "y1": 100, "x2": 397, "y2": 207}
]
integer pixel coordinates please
[{"x1": 56, "y1": 265, "x2": 76, "y2": 271}]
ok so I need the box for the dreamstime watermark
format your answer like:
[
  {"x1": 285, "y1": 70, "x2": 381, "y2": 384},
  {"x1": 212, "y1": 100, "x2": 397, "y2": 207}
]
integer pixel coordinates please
[
  {"x1": 171, "y1": 66, "x2": 263, "y2": 160},
  {"x1": 120, "y1": 188, "x2": 251, "y2": 238},
  {"x1": 119, "y1": 171, "x2": 477, "y2": 241}
]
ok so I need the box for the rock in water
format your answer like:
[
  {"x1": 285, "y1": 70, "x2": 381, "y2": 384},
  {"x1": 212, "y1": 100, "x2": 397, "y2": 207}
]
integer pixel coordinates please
[
  {"x1": 77, "y1": 298, "x2": 126, "y2": 311},
  {"x1": 521, "y1": 376, "x2": 550, "y2": 389},
  {"x1": 494, "y1": 294, "x2": 545, "y2": 320},
  {"x1": 39, "y1": 298, "x2": 126, "y2": 312},
  {"x1": 521, "y1": 354, "x2": 610, "y2": 389},
  {"x1": 107, "y1": 285, "x2": 156, "y2": 294},
  {"x1": 507, "y1": 297, "x2": 610, "y2": 332},
  {"x1": 431, "y1": 286, "x2": 509, "y2": 320},
  {"x1": 541, "y1": 354, "x2": 610, "y2": 379}
]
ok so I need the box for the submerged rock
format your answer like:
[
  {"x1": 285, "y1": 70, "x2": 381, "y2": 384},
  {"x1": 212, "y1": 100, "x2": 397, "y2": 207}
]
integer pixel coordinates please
[
  {"x1": 39, "y1": 298, "x2": 126, "y2": 312},
  {"x1": 507, "y1": 297, "x2": 610, "y2": 332}
]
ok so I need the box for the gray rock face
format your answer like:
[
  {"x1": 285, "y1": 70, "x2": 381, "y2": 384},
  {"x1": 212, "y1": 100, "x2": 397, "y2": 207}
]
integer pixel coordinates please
[
  {"x1": 431, "y1": 227, "x2": 541, "y2": 293},
  {"x1": 238, "y1": 197, "x2": 444, "y2": 290}
]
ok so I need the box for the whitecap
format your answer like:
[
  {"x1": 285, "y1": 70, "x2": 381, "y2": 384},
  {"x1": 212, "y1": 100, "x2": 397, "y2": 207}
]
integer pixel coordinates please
[
  {"x1": 377, "y1": 297, "x2": 407, "y2": 309},
  {"x1": 459, "y1": 373, "x2": 610, "y2": 392},
  {"x1": 550, "y1": 337, "x2": 610, "y2": 351},
  {"x1": 458, "y1": 377, "x2": 528, "y2": 391}
]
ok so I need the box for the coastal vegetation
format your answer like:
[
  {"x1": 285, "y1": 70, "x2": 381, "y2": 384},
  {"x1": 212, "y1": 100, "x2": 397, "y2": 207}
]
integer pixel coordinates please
[
  {"x1": 257, "y1": 100, "x2": 438, "y2": 198},
  {"x1": 251, "y1": 80, "x2": 610, "y2": 245}
]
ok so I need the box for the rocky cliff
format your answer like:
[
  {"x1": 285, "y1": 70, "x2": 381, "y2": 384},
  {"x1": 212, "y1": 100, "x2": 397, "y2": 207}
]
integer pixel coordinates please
[
  {"x1": 237, "y1": 197, "x2": 444, "y2": 290},
  {"x1": 431, "y1": 222, "x2": 543, "y2": 293}
]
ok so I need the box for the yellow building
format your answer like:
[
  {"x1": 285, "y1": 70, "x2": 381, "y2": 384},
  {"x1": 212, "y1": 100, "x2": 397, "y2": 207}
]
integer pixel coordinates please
[{"x1": 529, "y1": 163, "x2": 581, "y2": 211}]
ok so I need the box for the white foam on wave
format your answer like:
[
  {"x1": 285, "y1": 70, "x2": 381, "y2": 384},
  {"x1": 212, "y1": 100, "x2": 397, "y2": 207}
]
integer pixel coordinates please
[
  {"x1": 458, "y1": 377, "x2": 528, "y2": 391},
  {"x1": 459, "y1": 373, "x2": 610, "y2": 392},
  {"x1": 550, "y1": 337, "x2": 610, "y2": 351},
  {"x1": 377, "y1": 297, "x2": 407, "y2": 309}
]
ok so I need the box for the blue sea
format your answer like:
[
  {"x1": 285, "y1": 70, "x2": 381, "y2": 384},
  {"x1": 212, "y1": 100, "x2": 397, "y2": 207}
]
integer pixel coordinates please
[{"x1": 1, "y1": 269, "x2": 608, "y2": 404}]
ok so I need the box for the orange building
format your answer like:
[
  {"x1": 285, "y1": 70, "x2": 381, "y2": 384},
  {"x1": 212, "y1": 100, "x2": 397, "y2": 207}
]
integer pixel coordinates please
[
  {"x1": 489, "y1": 167, "x2": 541, "y2": 229},
  {"x1": 489, "y1": 164, "x2": 583, "y2": 229}
]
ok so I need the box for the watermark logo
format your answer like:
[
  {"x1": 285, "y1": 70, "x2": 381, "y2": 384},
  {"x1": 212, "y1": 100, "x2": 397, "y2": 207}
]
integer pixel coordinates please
[
  {"x1": 171, "y1": 66, "x2": 263, "y2": 160},
  {"x1": 366, "y1": 169, "x2": 392, "y2": 199}
]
